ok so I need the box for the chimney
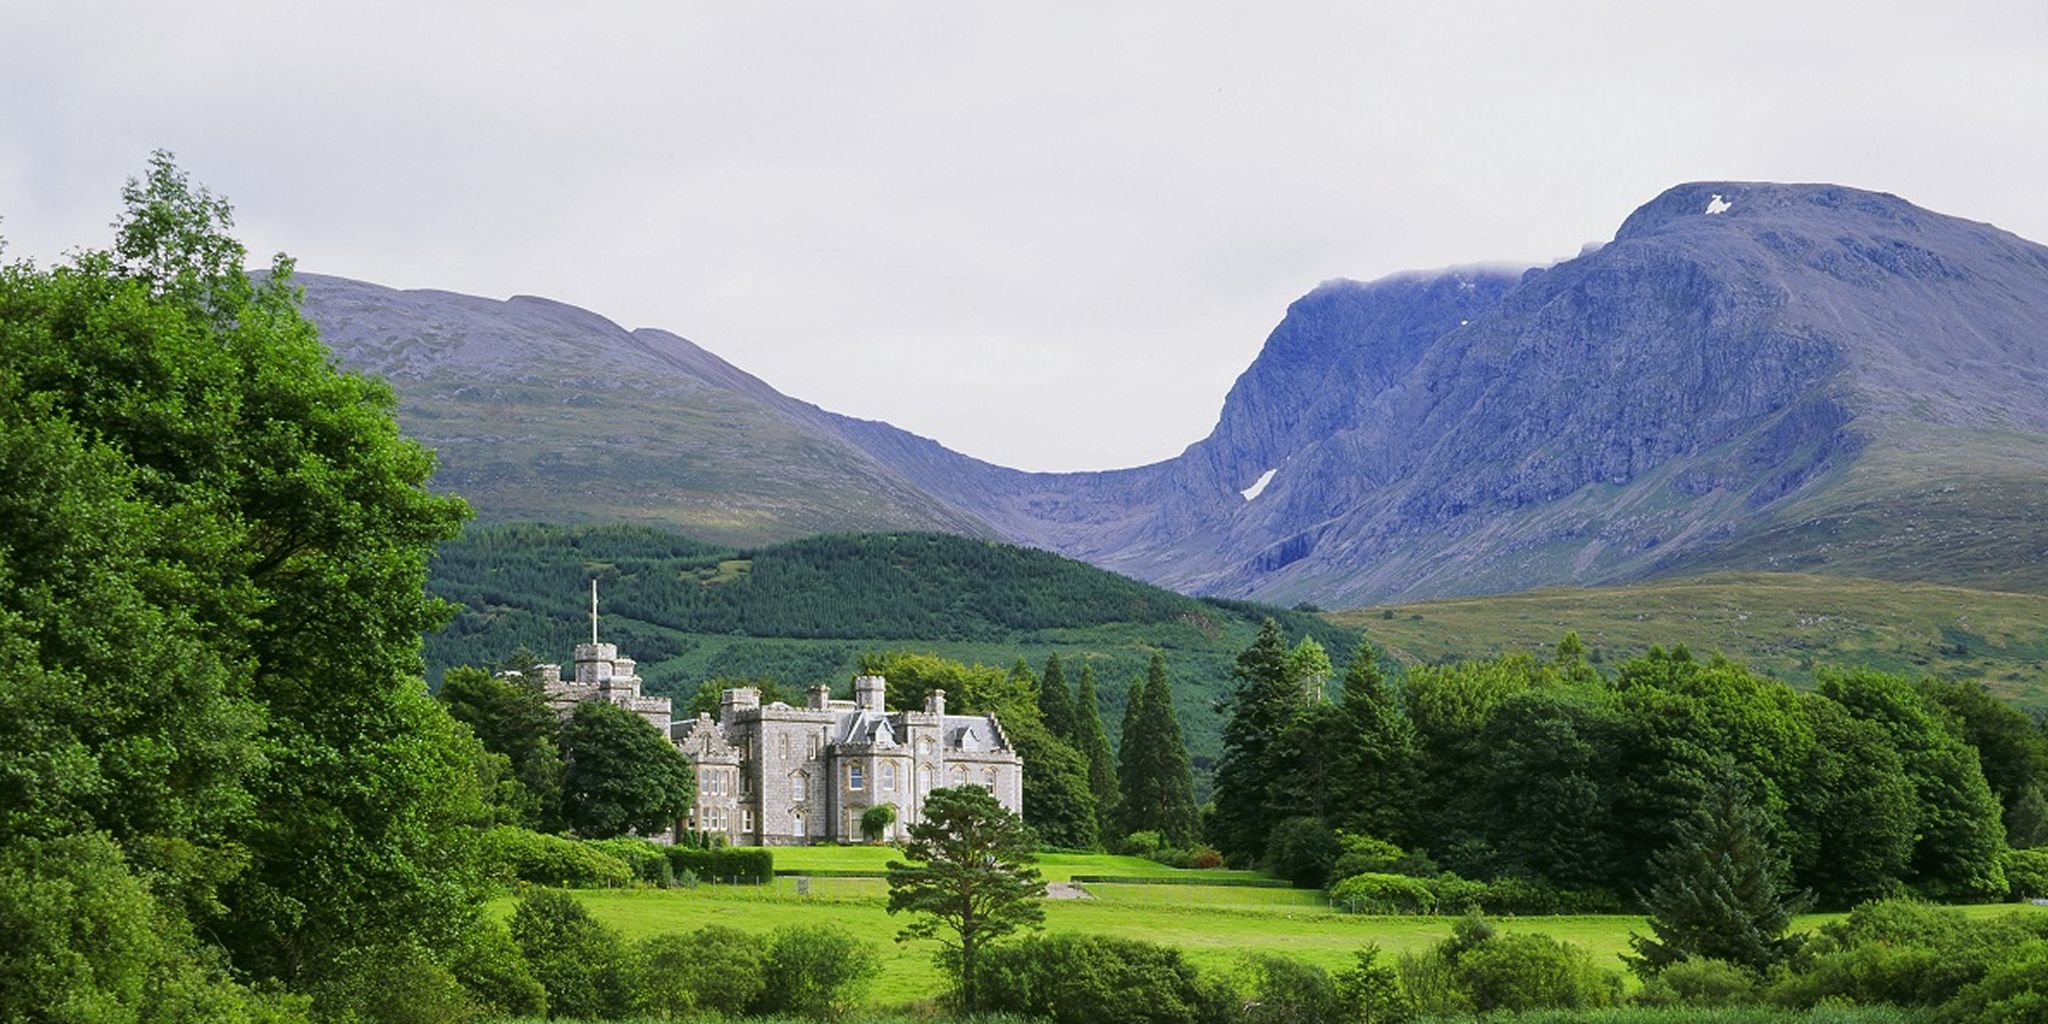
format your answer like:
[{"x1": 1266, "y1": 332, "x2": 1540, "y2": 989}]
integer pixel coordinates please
[
  {"x1": 807, "y1": 685, "x2": 831, "y2": 711},
  {"x1": 854, "y1": 674, "x2": 885, "y2": 712},
  {"x1": 925, "y1": 688, "x2": 946, "y2": 717}
]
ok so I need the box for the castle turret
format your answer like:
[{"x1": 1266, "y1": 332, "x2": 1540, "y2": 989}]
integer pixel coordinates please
[
  {"x1": 720, "y1": 686, "x2": 761, "y2": 724},
  {"x1": 854, "y1": 674, "x2": 885, "y2": 712}
]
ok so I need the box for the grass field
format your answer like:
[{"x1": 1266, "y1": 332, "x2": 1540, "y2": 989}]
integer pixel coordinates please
[
  {"x1": 1332, "y1": 571, "x2": 2048, "y2": 710},
  {"x1": 499, "y1": 848, "x2": 2048, "y2": 1010},
  {"x1": 768, "y1": 846, "x2": 1267, "y2": 882}
]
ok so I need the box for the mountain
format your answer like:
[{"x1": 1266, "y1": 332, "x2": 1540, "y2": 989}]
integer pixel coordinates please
[
  {"x1": 424, "y1": 523, "x2": 1358, "y2": 773},
  {"x1": 303, "y1": 181, "x2": 2048, "y2": 605}
]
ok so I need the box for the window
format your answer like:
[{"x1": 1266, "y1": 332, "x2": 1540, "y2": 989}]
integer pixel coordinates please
[
  {"x1": 779, "y1": 734, "x2": 790, "y2": 759},
  {"x1": 919, "y1": 765, "x2": 932, "y2": 794},
  {"x1": 984, "y1": 768, "x2": 998, "y2": 790},
  {"x1": 808, "y1": 733, "x2": 820, "y2": 758},
  {"x1": 791, "y1": 772, "x2": 808, "y2": 802},
  {"x1": 742, "y1": 808, "x2": 754, "y2": 833},
  {"x1": 949, "y1": 765, "x2": 965, "y2": 787},
  {"x1": 882, "y1": 763, "x2": 897, "y2": 791},
  {"x1": 740, "y1": 771, "x2": 751, "y2": 796},
  {"x1": 793, "y1": 809, "x2": 807, "y2": 837},
  {"x1": 849, "y1": 765, "x2": 865, "y2": 791}
]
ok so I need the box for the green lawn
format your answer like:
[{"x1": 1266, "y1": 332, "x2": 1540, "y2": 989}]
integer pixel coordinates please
[{"x1": 499, "y1": 874, "x2": 2048, "y2": 1011}]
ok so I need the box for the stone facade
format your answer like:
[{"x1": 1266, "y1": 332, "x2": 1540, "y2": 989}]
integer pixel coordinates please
[
  {"x1": 531, "y1": 642, "x2": 673, "y2": 738},
  {"x1": 672, "y1": 675, "x2": 1024, "y2": 845}
]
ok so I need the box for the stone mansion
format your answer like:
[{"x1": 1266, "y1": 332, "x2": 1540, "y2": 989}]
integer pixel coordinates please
[{"x1": 532, "y1": 628, "x2": 1024, "y2": 846}]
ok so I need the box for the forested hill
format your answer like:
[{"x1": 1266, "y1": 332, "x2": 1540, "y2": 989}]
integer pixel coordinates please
[{"x1": 425, "y1": 524, "x2": 1356, "y2": 764}]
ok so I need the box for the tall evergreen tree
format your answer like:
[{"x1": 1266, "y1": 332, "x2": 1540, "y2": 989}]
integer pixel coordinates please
[
  {"x1": 1073, "y1": 662, "x2": 1121, "y2": 839},
  {"x1": 1329, "y1": 642, "x2": 1420, "y2": 846},
  {"x1": 1117, "y1": 654, "x2": 1200, "y2": 845},
  {"x1": 1629, "y1": 763, "x2": 1803, "y2": 974},
  {"x1": 1038, "y1": 653, "x2": 1079, "y2": 746},
  {"x1": 1006, "y1": 657, "x2": 1099, "y2": 849},
  {"x1": 1286, "y1": 636, "x2": 1333, "y2": 703},
  {"x1": 1212, "y1": 619, "x2": 1301, "y2": 862}
]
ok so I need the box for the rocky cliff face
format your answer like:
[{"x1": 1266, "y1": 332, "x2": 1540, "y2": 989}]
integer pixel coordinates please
[{"x1": 302, "y1": 181, "x2": 2048, "y2": 604}]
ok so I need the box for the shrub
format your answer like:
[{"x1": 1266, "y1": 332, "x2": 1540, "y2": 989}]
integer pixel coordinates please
[
  {"x1": 1764, "y1": 899, "x2": 2048, "y2": 1009},
  {"x1": 307, "y1": 943, "x2": 483, "y2": 1024},
  {"x1": 1481, "y1": 875, "x2": 1625, "y2": 915},
  {"x1": 481, "y1": 826, "x2": 632, "y2": 888},
  {"x1": 1331, "y1": 835, "x2": 1407, "y2": 882},
  {"x1": 624, "y1": 926, "x2": 768, "y2": 1019},
  {"x1": 1430, "y1": 874, "x2": 1490, "y2": 915},
  {"x1": 666, "y1": 844, "x2": 774, "y2": 884},
  {"x1": 507, "y1": 887, "x2": 625, "y2": 1019},
  {"x1": 448, "y1": 918, "x2": 546, "y2": 1018},
  {"x1": 1633, "y1": 957, "x2": 1759, "y2": 1008},
  {"x1": 1456, "y1": 932, "x2": 1621, "y2": 1012},
  {"x1": 1267, "y1": 816, "x2": 1343, "y2": 888},
  {"x1": 587, "y1": 836, "x2": 674, "y2": 886},
  {"x1": 976, "y1": 932, "x2": 1234, "y2": 1024},
  {"x1": 1947, "y1": 937, "x2": 2048, "y2": 1023},
  {"x1": 1331, "y1": 873, "x2": 1437, "y2": 915},
  {"x1": 1118, "y1": 831, "x2": 1165, "y2": 857},
  {"x1": 754, "y1": 924, "x2": 879, "y2": 1019},
  {"x1": 2005, "y1": 848, "x2": 2048, "y2": 900}
]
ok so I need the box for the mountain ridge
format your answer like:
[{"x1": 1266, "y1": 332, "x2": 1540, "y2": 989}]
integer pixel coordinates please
[{"x1": 299, "y1": 180, "x2": 2048, "y2": 606}]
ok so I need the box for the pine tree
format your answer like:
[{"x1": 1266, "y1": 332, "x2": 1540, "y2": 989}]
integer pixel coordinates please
[
  {"x1": 1073, "y1": 662, "x2": 1121, "y2": 839},
  {"x1": 1212, "y1": 619, "x2": 1301, "y2": 861},
  {"x1": 1629, "y1": 763, "x2": 1802, "y2": 975},
  {"x1": 1037, "y1": 653, "x2": 1079, "y2": 746},
  {"x1": 1330, "y1": 642, "x2": 1420, "y2": 846},
  {"x1": 1117, "y1": 654, "x2": 1200, "y2": 846}
]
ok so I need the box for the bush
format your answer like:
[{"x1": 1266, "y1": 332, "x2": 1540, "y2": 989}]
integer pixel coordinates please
[
  {"x1": 448, "y1": 919, "x2": 546, "y2": 1018},
  {"x1": 506, "y1": 888, "x2": 625, "y2": 1019},
  {"x1": 481, "y1": 826, "x2": 632, "y2": 888},
  {"x1": 1331, "y1": 835, "x2": 1407, "y2": 882},
  {"x1": 1481, "y1": 875, "x2": 1625, "y2": 915},
  {"x1": 666, "y1": 844, "x2": 774, "y2": 884},
  {"x1": 1118, "y1": 831, "x2": 1165, "y2": 857},
  {"x1": 2005, "y1": 848, "x2": 2048, "y2": 900},
  {"x1": 1266, "y1": 817, "x2": 1343, "y2": 888},
  {"x1": 754, "y1": 924, "x2": 879, "y2": 1019},
  {"x1": 1397, "y1": 915, "x2": 1620, "y2": 1015},
  {"x1": 1456, "y1": 932, "x2": 1621, "y2": 1012},
  {"x1": 1764, "y1": 899, "x2": 2048, "y2": 1009},
  {"x1": 1430, "y1": 874, "x2": 1490, "y2": 915},
  {"x1": 624, "y1": 926, "x2": 767, "y2": 1019},
  {"x1": 976, "y1": 932, "x2": 1235, "y2": 1024},
  {"x1": 307, "y1": 943, "x2": 483, "y2": 1024},
  {"x1": 586, "y1": 836, "x2": 674, "y2": 886},
  {"x1": 1331, "y1": 873, "x2": 1437, "y2": 915},
  {"x1": 1947, "y1": 937, "x2": 2048, "y2": 1023},
  {"x1": 1634, "y1": 958, "x2": 1759, "y2": 1008}
]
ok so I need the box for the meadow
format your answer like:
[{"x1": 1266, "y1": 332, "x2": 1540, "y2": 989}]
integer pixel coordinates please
[{"x1": 499, "y1": 848, "x2": 2048, "y2": 1010}]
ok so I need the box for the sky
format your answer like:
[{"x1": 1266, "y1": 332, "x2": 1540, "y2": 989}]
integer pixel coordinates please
[{"x1": 4, "y1": 2, "x2": 2046, "y2": 471}]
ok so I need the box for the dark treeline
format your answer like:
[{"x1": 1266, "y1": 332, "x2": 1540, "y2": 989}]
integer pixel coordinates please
[
  {"x1": 425, "y1": 522, "x2": 1348, "y2": 670},
  {"x1": 1210, "y1": 623, "x2": 2048, "y2": 910}
]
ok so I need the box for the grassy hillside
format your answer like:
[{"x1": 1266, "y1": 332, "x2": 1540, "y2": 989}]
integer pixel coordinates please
[
  {"x1": 1330, "y1": 571, "x2": 2048, "y2": 710},
  {"x1": 425, "y1": 524, "x2": 1358, "y2": 773}
]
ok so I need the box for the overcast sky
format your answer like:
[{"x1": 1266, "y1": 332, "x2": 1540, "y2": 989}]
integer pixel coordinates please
[{"x1": 4, "y1": 3, "x2": 2046, "y2": 471}]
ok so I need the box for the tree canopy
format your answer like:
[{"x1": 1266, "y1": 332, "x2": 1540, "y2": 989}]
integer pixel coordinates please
[{"x1": 886, "y1": 784, "x2": 1047, "y2": 1011}]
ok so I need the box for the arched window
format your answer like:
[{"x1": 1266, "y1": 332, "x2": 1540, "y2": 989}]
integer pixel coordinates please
[
  {"x1": 919, "y1": 765, "x2": 933, "y2": 794},
  {"x1": 949, "y1": 765, "x2": 965, "y2": 787}
]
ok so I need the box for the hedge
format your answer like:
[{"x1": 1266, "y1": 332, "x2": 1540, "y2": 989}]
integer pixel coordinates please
[
  {"x1": 482, "y1": 827, "x2": 633, "y2": 889},
  {"x1": 1068, "y1": 874, "x2": 1292, "y2": 888},
  {"x1": 667, "y1": 845, "x2": 774, "y2": 884}
]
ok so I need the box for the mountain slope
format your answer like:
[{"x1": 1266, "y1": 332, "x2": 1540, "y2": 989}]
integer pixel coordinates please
[
  {"x1": 424, "y1": 524, "x2": 1358, "y2": 770},
  {"x1": 303, "y1": 181, "x2": 2048, "y2": 605},
  {"x1": 1327, "y1": 572, "x2": 2048, "y2": 711},
  {"x1": 297, "y1": 274, "x2": 995, "y2": 547}
]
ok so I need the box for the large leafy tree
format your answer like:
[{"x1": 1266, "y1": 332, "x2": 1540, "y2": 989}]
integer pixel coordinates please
[
  {"x1": 1629, "y1": 763, "x2": 1803, "y2": 974},
  {"x1": 1, "y1": 152, "x2": 487, "y2": 999},
  {"x1": 438, "y1": 665, "x2": 564, "y2": 828},
  {"x1": 887, "y1": 785, "x2": 1047, "y2": 1011},
  {"x1": 1821, "y1": 667, "x2": 2008, "y2": 900},
  {"x1": 1786, "y1": 695, "x2": 1915, "y2": 908},
  {"x1": 1116, "y1": 654, "x2": 1200, "y2": 845},
  {"x1": 559, "y1": 700, "x2": 695, "y2": 838},
  {"x1": 1917, "y1": 676, "x2": 2048, "y2": 848}
]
